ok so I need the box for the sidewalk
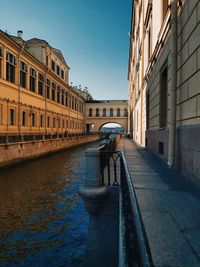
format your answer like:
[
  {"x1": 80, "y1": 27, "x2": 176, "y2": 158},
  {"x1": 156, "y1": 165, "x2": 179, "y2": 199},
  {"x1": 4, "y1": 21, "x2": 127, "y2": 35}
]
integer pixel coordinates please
[{"x1": 118, "y1": 138, "x2": 200, "y2": 267}]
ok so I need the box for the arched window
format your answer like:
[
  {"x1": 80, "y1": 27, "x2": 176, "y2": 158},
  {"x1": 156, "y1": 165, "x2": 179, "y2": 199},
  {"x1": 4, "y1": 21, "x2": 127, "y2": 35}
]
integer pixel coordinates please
[
  {"x1": 103, "y1": 108, "x2": 106, "y2": 117},
  {"x1": 124, "y1": 108, "x2": 128, "y2": 117},
  {"x1": 110, "y1": 108, "x2": 113, "y2": 117},
  {"x1": 96, "y1": 108, "x2": 99, "y2": 117},
  {"x1": 117, "y1": 108, "x2": 120, "y2": 117},
  {"x1": 89, "y1": 108, "x2": 92, "y2": 117}
]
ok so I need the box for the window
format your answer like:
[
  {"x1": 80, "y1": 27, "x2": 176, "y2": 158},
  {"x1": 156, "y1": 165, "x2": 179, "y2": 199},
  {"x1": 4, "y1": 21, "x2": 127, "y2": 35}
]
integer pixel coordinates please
[
  {"x1": 51, "y1": 60, "x2": 55, "y2": 71},
  {"x1": 103, "y1": 108, "x2": 106, "y2": 117},
  {"x1": 57, "y1": 86, "x2": 60, "y2": 103},
  {"x1": 62, "y1": 119, "x2": 65, "y2": 128},
  {"x1": 56, "y1": 65, "x2": 60, "y2": 76},
  {"x1": 38, "y1": 73, "x2": 44, "y2": 96},
  {"x1": 65, "y1": 92, "x2": 68, "y2": 106},
  {"x1": 77, "y1": 100, "x2": 79, "y2": 112},
  {"x1": 71, "y1": 96, "x2": 75, "y2": 109},
  {"x1": 61, "y1": 89, "x2": 64, "y2": 105},
  {"x1": 22, "y1": 111, "x2": 26, "y2": 126},
  {"x1": 117, "y1": 108, "x2": 120, "y2": 117},
  {"x1": 96, "y1": 108, "x2": 99, "y2": 117},
  {"x1": 160, "y1": 66, "x2": 168, "y2": 128},
  {"x1": 53, "y1": 117, "x2": 56, "y2": 128},
  {"x1": 10, "y1": 109, "x2": 15, "y2": 125},
  {"x1": 163, "y1": 0, "x2": 168, "y2": 21},
  {"x1": 40, "y1": 114, "x2": 43, "y2": 127},
  {"x1": 20, "y1": 61, "x2": 27, "y2": 88},
  {"x1": 69, "y1": 95, "x2": 71, "y2": 108},
  {"x1": 31, "y1": 113, "x2": 35, "y2": 127},
  {"x1": 110, "y1": 108, "x2": 113, "y2": 117},
  {"x1": 89, "y1": 108, "x2": 92, "y2": 117},
  {"x1": 146, "y1": 93, "x2": 150, "y2": 129},
  {"x1": 46, "y1": 79, "x2": 50, "y2": 99},
  {"x1": 75, "y1": 98, "x2": 77, "y2": 110},
  {"x1": 58, "y1": 118, "x2": 60, "y2": 128},
  {"x1": 52, "y1": 82, "x2": 56, "y2": 101},
  {"x1": 30, "y1": 67, "x2": 36, "y2": 92},
  {"x1": 159, "y1": 142, "x2": 164, "y2": 154},
  {"x1": 78, "y1": 101, "x2": 81, "y2": 112},
  {"x1": 0, "y1": 46, "x2": 3, "y2": 78},
  {"x1": 6, "y1": 52, "x2": 16, "y2": 83},
  {"x1": 46, "y1": 56, "x2": 49, "y2": 66},
  {"x1": 61, "y1": 69, "x2": 64, "y2": 79},
  {"x1": 124, "y1": 108, "x2": 128, "y2": 117},
  {"x1": 47, "y1": 116, "x2": 50, "y2": 127}
]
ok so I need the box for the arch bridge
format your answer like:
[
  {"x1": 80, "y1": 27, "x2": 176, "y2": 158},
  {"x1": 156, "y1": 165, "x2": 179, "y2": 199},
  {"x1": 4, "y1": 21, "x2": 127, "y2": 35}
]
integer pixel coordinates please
[{"x1": 85, "y1": 100, "x2": 128, "y2": 133}]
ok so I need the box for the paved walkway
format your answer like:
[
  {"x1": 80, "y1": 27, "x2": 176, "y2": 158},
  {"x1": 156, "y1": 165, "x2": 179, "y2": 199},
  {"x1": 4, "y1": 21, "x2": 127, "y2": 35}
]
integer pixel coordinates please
[{"x1": 118, "y1": 138, "x2": 200, "y2": 267}]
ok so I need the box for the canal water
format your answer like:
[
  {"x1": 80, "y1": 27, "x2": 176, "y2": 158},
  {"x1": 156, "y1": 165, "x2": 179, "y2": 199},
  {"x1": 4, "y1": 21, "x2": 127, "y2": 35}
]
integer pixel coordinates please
[{"x1": 0, "y1": 142, "x2": 98, "y2": 267}]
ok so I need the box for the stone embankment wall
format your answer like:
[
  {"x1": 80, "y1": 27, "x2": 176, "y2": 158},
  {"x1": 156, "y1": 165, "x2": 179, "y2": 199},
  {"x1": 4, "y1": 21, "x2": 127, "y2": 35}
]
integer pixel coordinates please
[{"x1": 0, "y1": 135, "x2": 99, "y2": 168}]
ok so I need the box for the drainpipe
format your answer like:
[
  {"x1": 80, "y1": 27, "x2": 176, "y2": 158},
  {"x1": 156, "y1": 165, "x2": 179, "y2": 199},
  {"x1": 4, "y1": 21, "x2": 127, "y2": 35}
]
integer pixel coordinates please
[{"x1": 168, "y1": 0, "x2": 177, "y2": 168}]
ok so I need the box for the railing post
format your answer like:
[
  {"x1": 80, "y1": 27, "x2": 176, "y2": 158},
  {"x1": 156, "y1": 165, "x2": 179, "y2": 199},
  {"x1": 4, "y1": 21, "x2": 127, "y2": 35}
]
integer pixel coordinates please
[{"x1": 79, "y1": 148, "x2": 108, "y2": 215}]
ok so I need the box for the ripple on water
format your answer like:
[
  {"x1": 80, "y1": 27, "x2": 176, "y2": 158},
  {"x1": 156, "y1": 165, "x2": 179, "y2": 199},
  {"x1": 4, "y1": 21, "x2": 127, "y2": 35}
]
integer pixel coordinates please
[{"x1": 0, "y1": 142, "x2": 98, "y2": 267}]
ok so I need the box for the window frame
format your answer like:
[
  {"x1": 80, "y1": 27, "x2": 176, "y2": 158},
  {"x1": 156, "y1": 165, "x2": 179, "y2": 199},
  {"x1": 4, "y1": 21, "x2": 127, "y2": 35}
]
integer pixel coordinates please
[
  {"x1": 30, "y1": 67, "x2": 36, "y2": 92},
  {"x1": 6, "y1": 51, "x2": 16, "y2": 83}
]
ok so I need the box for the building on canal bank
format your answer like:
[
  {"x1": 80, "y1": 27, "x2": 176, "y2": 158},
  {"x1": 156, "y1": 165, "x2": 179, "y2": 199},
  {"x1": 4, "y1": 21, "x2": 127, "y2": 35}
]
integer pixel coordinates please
[
  {"x1": 85, "y1": 100, "x2": 128, "y2": 133},
  {"x1": 128, "y1": 0, "x2": 200, "y2": 180},
  {"x1": 0, "y1": 30, "x2": 85, "y2": 137},
  {"x1": 0, "y1": 30, "x2": 102, "y2": 167}
]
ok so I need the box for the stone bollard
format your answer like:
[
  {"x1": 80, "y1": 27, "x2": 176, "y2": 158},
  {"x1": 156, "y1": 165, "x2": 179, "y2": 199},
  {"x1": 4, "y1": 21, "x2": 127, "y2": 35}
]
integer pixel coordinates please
[{"x1": 79, "y1": 148, "x2": 108, "y2": 215}]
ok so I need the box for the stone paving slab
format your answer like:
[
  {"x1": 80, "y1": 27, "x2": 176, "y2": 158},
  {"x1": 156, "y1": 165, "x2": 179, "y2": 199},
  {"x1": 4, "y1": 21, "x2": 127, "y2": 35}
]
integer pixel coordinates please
[
  {"x1": 141, "y1": 212, "x2": 200, "y2": 267},
  {"x1": 118, "y1": 139, "x2": 200, "y2": 267},
  {"x1": 134, "y1": 181, "x2": 170, "y2": 191},
  {"x1": 135, "y1": 189, "x2": 169, "y2": 212},
  {"x1": 184, "y1": 229, "x2": 200, "y2": 258}
]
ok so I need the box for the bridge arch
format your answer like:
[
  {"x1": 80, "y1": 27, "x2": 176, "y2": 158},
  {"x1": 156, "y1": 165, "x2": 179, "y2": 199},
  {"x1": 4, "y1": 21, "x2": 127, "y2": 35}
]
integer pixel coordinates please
[
  {"x1": 99, "y1": 122, "x2": 126, "y2": 132},
  {"x1": 85, "y1": 100, "x2": 128, "y2": 133}
]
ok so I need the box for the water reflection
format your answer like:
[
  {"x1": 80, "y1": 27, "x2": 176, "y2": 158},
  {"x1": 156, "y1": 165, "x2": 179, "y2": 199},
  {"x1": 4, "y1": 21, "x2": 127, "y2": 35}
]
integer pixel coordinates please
[{"x1": 0, "y1": 143, "x2": 97, "y2": 267}]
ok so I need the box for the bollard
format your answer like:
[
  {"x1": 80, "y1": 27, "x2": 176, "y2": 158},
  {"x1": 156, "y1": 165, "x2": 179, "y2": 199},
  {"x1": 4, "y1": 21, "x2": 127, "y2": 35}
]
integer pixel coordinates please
[{"x1": 79, "y1": 148, "x2": 108, "y2": 215}]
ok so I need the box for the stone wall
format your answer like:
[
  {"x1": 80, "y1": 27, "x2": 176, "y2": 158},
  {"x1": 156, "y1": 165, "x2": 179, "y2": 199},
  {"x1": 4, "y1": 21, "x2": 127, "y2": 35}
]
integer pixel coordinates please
[{"x1": 0, "y1": 135, "x2": 99, "y2": 168}]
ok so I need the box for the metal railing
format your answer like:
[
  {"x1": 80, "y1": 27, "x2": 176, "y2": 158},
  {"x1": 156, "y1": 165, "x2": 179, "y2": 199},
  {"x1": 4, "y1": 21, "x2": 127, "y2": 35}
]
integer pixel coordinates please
[
  {"x1": 98, "y1": 144, "x2": 152, "y2": 267},
  {"x1": 0, "y1": 132, "x2": 98, "y2": 145},
  {"x1": 119, "y1": 152, "x2": 152, "y2": 267},
  {"x1": 99, "y1": 138, "x2": 121, "y2": 186}
]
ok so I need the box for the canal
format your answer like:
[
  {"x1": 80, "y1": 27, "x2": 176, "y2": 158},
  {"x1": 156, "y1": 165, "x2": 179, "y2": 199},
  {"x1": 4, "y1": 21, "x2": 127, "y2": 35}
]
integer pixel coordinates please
[{"x1": 0, "y1": 142, "x2": 98, "y2": 267}]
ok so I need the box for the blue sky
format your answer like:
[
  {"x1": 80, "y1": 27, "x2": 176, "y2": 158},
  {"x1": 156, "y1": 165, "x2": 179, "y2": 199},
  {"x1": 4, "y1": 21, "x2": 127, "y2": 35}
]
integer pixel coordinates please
[{"x1": 0, "y1": 0, "x2": 132, "y2": 100}]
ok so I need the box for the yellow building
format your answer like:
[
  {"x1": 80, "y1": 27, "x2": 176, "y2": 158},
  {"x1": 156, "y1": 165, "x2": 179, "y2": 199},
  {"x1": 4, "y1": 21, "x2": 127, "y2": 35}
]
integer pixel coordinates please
[{"x1": 0, "y1": 30, "x2": 85, "y2": 137}]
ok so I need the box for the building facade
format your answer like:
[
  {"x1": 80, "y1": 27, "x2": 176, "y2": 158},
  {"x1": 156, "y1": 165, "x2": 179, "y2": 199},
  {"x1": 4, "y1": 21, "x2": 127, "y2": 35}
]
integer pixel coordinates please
[
  {"x1": 0, "y1": 30, "x2": 85, "y2": 137},
  {"x1": 85, "y1": 100, "x2": 128, "y2": 132},
  {"x1": 128, "y1": 0, "x2": 200, "y2": 179}
]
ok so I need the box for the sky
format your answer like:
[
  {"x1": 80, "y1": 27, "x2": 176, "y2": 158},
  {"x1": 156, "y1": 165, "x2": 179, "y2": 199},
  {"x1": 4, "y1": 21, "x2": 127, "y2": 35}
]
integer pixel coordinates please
[{"x1": 0, "y1": 0, "x2": 132, "y2": 100}]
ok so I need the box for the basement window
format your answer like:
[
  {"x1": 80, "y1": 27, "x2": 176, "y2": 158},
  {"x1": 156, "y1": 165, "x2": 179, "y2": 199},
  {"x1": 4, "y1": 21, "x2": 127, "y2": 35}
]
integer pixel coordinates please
[
  {"x1": 159, "y1": 66, "x2": 168, "y2": 128},
  {"x1": 158, "y1": 142, "x2": 164, "y2": 154}
]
